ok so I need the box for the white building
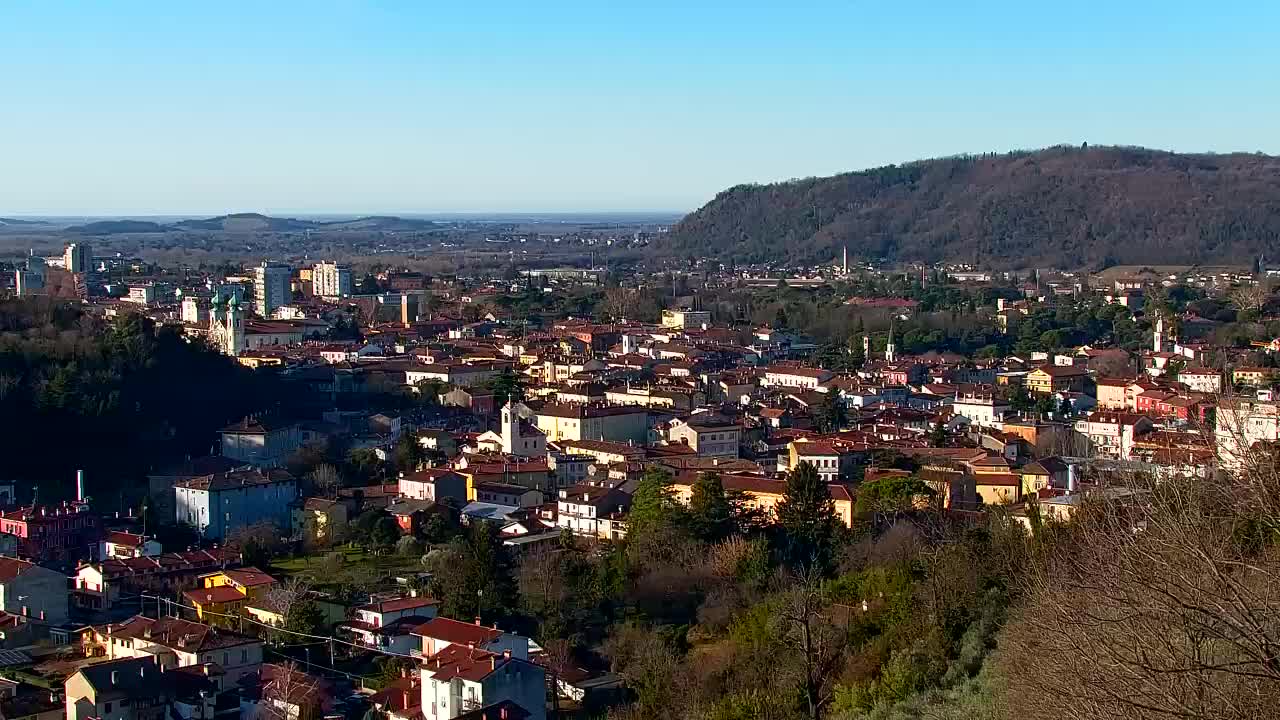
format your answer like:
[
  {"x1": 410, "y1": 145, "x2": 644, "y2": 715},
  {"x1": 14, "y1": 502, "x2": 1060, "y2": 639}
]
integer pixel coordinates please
[
  {"x1": 341, "y1": 595, "x2": 439, "y2": 655},
  {"x1": 668, "y1": 417, "x2": 741, "y2": 458},
  {"x1": 1178, "y1": 368, "x2": 1223, "y2": 395},
  {"x1": 313, "y1": 261, "x2": 353, "y2": 298},
  {"x1": 100, "y1": 531, "x2": 162, "y2": 559},
  {"x1": 124, "y1": 285, "x2": 157, "y2": 306},
  {"x1": 254, "y1": 261, "x2": 291, "y2": 318},
  {"x1": 1215, "y1": 397, "x2": 1280, "y2": 470},
  {"x1": 556, "y1": 485, "x2": 629, "y2": 540},
  {"x1": 952, "y1": 392, "x2": 1010, "y2": 429},
  {"x1": 420, "y1": 645, "x2": 545, "y2": 720},
  {"x1": 761, "y1": 366, "x2": 833, "y2": 390},
  {"x1": 181, "y1": 296, "x2": 209, "y2": 325},
  {"x1": 1074, "y1": 412, "x2": 1154, "y2": 460}
]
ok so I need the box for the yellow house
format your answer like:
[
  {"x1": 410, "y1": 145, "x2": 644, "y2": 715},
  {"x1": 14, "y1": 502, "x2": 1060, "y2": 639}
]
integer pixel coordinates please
[
  {"x1": 185, "y1": 567, "x2": 278, "y2": 622},
  {"x1": 974, "y1": 473, "x2": 1023, "y2": 505},
  {"x1": 1232, "y1": 367, "x2": 1280, "y2": 387},
  {"x1": 1025, "y1": 365, "x2": 1088, "y2": 395},
  {"x1": 671, "y1": 472, "x2": 856, "y2": 527}
]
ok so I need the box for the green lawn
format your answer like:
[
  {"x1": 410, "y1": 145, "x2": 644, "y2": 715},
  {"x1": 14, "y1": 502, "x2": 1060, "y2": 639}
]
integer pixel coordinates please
[{"x1": 270, "y1": 546, "x2": 427, "y2": 589}]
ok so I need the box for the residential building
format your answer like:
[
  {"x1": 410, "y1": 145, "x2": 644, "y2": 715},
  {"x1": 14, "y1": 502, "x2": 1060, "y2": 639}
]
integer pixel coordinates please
[
  {"x1": 531, "y1": 403, "x2": 649, "y2": 444},
  {"x1": 291, "y1": 498, "x2": 351, "y2": 545},
  {"x1": 63, "y1": 242, "x2": 90, "y2": 273},
  {"x1": 340, "y1": 594, "x2": 439, "y2": 654},
  {"x1": 184, "y1": 567, "x2": 278, "y2": 623},
  {"x1": 785, "y1": 440, "x2": 858, "y2": 483},
  {"x1": 312, "y1": 261, "x2": 353, "y2": 298},
  {"x1": 399, "y1": 469, "x2": 469, "y2": 504},
  {"x1": 1178, "y1": 368, "x2": 1223, "y2": 394},
  {"x1": 411, "y1": 617, "x2": 529, "y2": 660},
  {"x1": 254, "y1": 663, "x2": 336, "y2": 720},
  {"x1": 220, "y1": 417, "x2": 303, "y2": 468},
  {"x1": 1025, "y1": 364, "x2": 1088, "y2": 395},
  {"x1": 1094, "y1": 378, "x2": 1130, "y2": 410},
  {"x1": 72, "y1": 548, "x2": 242, "y2": 611},
  {"x1": 1233, "y1": 367, "x2": 1280, "y2": 387},
  {"x1": 0, "y1": 502, "x2": 101, "y2": 568},
  {"x1": 671, "y1": 472, "x2": 856, "y2": 528},
  {"x1": 420, "y1": 644, "x2": 545, "y2": 720},
  {"x1": 1216, "y1": 397, "x2": 1280, "y2": 469},
  {"x1": 556, "y1": 485, "x2": 630, "y2": 540},
  {"x1": 80, "y1": 615, "x2": 264, "y2": 683},
  {"x1": 254, "y1": 261, "x2": 291, "y2": 317},
  {"x1": 1074, "y1": 412, "x2": 1154, "y2": 460},
  {"x1": 660, "y1": 309, "x2": 711, "y2": 330},
  {"x1": 100, "y1": 532, "x2": 162, "y2": 559},
  {"x1": 174, "y1": 468, "x2": 298, "y2": 541},
  {"x1": 473, "y1": 483, "x2": 543, "y2": 508},
  {"x1": 407, "y1": 362, "x2": 512, "y2": 389},
  {"x1": 65, "y1": 657, "x2": 232, "y2": 720},
  {"x1": 668, "y1": 417, "x2": 741, "y2": 458},
  {"x1": 0, "y1": 556, "x2": 70, "y2": 625},
  {"x1": 952, "y1": 392, "x2": 1009, "y2": 428},
  {"x1": 761, "y1": 366, "x2": 834, "y2": 390}
]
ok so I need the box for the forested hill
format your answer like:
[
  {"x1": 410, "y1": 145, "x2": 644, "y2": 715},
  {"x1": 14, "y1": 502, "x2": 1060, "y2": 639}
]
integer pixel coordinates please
[{"x1": 662, "y1": 146, "x2": 1280, "y2": 269}]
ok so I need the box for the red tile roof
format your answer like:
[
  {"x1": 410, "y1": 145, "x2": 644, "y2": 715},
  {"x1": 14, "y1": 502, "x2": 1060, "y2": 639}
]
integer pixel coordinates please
[
  {"x1": 184, "y1": 585, "x2": 245, "y2": 605},
  {"x1": 104, "y1": 531, "x2": 147, "y2": 548},
  {"x1": 411, "y1": 617, "x2": 502, "y2": 646},
  {"x1": 0, "y1": 557, "x2": 37, "y2": 583}
]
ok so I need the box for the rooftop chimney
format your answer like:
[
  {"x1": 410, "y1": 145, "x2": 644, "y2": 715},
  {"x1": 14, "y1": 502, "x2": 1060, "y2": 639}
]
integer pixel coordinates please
[
  {"x1": 474, "y1": 617, "x2": 482, "y2": 626},
  {"x1": 76, "y1": 470, "x2": 85, "y2": 503},
  {"x1": 502, "y1": 649, "x2": 511, "y2": 660}
]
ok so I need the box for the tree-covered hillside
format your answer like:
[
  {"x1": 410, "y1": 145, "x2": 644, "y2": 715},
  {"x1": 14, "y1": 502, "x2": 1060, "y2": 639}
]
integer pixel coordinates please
[
  {"x1": 662, "y1": 146, "x2": 1280, "y2": 268},
  {"x1": 0, "y1": 298, "x2": 287, "y2": 502}
]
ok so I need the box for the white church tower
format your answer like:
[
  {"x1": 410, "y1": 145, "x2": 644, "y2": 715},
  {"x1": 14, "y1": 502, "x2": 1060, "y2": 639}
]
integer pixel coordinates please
[
  {"x1": 500, "y1": 400, "x2": 519, "y2": 455},
  {"x1": 1153, "y1": 316, "x2": 1165, "y2": 353},
  {"x1": 499, "y1": 400, "x2": 545, "y2": 459},
  {"x1": 885, "y1": 324, "x2": 897, "y2": 364}
]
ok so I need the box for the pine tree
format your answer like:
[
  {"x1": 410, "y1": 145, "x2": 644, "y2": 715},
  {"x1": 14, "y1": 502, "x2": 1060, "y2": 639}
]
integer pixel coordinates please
[
  {"x1": 776, "y1": 462, "x2": 841, "y2": 573},
  {"x1": 688, "y1": 472, "x2": 733, "y2": 541},
  {"x1": 627, "y1": 466, "x2": 682, "y2": 540}
]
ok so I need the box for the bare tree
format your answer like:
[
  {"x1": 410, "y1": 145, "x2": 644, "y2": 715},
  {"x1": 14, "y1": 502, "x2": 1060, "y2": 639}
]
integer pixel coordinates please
[
  {"x1": 998, "y1": 466, "x2": 1280, "y2": 720},
  {"x1": 262, "y1": 662, "x2": 325, "y2": 720},
  {"x1": 306, "y1": 463, "x2": 341, "y2": 498},
  {"x1": 1229, "y1": 282, "x2": 1272, "y2": 315},
  {"x1": 774, "y1": 569, "x2": 848, "y2": 720}
]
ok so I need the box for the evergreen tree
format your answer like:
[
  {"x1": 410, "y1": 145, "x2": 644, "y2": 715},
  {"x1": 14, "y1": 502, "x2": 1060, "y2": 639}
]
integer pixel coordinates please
[
  {"x1": 814, "y1": 392, "x2": 847, "y2": 433},
  {"x1": 688, "y1": 472, "x2": 733, "y2": 541},
  {"x1": 928, "y1": 420, "x2": 947, "y2": 447},
  {"x1": 776, "y1": 462, "x2": 842, "y2": 573},
  {"x1": 628, "y1": 466, "x2": 683, "y2": 540},
  {"x1": 489, "y1": 369, "x2": 526, "y2": 406}
]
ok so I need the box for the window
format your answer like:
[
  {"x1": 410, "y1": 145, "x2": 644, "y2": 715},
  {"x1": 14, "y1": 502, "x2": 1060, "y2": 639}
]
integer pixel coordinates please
[
  {"x1": 241, "y1": 650, "x2": 248, "y2": 663},
  {"x1": 104, "y1": 703, "x2": 113, "y2": 713}
]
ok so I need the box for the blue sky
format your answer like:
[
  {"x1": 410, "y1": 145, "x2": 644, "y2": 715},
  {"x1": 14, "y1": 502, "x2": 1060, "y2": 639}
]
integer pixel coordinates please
[{"x1": 1, "y1": 1, "x2": 1277, "y2": 215}]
